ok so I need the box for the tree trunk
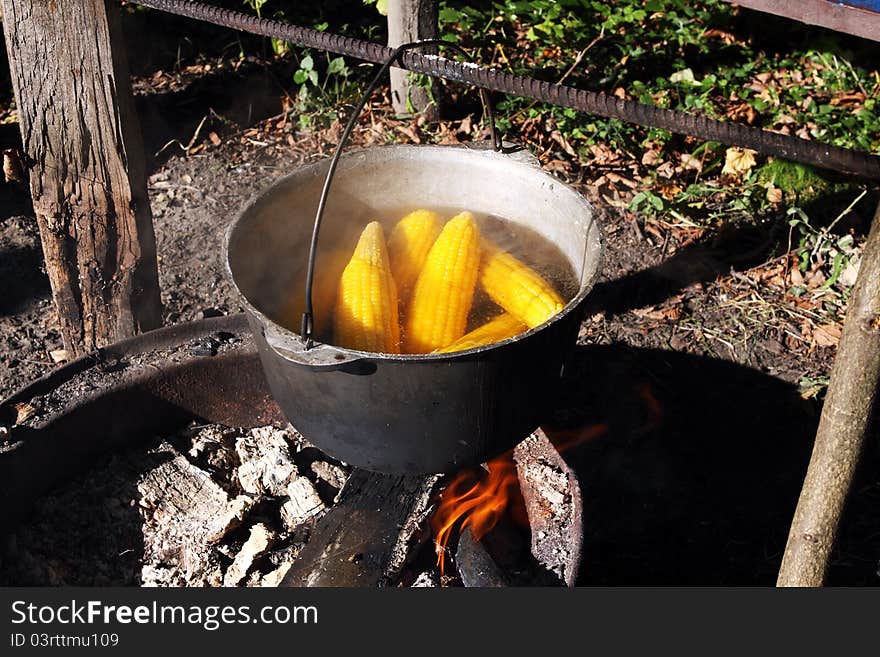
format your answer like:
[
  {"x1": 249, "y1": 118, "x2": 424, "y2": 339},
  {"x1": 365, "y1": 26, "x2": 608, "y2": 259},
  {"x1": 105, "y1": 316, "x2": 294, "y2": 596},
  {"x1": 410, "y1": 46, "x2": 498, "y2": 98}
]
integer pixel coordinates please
[
  {"x1": 1, "y1": 0, "x2": 161, "y2": 357},
  {"x1": 387, "y1": 0, "x2": 439, "y2": 119},
  {"x1": 777, "y1": 199, "x2": 880, "y2": 586}
]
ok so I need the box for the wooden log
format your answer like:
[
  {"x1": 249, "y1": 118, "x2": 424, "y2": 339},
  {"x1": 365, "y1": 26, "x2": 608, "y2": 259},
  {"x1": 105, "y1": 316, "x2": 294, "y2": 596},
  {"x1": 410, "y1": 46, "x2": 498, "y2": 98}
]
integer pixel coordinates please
[
  {"x1": 280, "y1": 469, "x2": 437, "y2": 587},
  {"x1": 777, "y1": 199, "x2": 880, "y2": 586},
  {"x1": 387, "y1": 0, "x2": 439, "y2": 118},
  {"x1": 1, "y1": 0, "x2": 161, "y2": 356}
]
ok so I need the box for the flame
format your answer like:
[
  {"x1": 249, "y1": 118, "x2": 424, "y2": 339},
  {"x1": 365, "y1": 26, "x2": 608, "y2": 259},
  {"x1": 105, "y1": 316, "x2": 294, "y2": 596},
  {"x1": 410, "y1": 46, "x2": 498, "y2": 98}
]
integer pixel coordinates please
[
  {"x1": 431, "y1": 454, "x2": 520, "y2": 576},
  {"x1": 543, "y1": 422, "x2": 608, "y2": 452},
  {"x1": 430, "y1": 381, "x2": 662, "y2": 577},
  {"x1": 636, "y1": 382, "x2": 663, "y2": 429}
]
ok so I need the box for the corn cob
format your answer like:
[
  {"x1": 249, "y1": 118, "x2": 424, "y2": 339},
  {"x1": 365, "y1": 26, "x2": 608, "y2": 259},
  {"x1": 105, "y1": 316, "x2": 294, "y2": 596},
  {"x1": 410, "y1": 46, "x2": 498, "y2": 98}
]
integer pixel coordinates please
[
  {"x1": 279, "y1": 249, "x2": 349, "y2": 340},
  {"x1": 404, "y1": 211, "x2": 481, "y2": 353},
  {"x1": 334, "y1": 221, "x2": 401, "y2": 353},
  {"x1": 436, "y1": 313, "x2": 526, "y2": 353},
  {"x1": 387, "y1": 209, "x2": 442, "y2": 301},
  {"x1": 480, "y1": 238, "x2": 565, "y2": 328}
]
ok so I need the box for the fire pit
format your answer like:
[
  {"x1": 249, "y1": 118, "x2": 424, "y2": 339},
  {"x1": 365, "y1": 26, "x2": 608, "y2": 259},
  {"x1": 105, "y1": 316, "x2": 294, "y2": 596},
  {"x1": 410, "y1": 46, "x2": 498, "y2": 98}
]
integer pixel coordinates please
[{"x1": 0, "y1": 315, "x2": 584, "y2": 587}]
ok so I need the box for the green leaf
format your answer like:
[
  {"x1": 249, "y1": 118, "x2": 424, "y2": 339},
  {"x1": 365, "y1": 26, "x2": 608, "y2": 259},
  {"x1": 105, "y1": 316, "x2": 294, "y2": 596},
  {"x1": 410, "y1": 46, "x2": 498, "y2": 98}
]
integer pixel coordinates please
[
  {"x1": 327, "y1": 57, "x2": 346, "y2": 75},
  {"x1": 308, "y1": 70, "x2": 319, "y2": 86},
  {"x1": 301, "y1": 55, "x2": 314, "y2": 71},
  {"x1": 376, "y1": 0, "x2": 388, "y2": 16},
  {"x1": 294, "y1": 69, "x2": 308, "y2": 85},
  {"x1": 439, "y1": 7, "x2": 461, "y2": 23}
]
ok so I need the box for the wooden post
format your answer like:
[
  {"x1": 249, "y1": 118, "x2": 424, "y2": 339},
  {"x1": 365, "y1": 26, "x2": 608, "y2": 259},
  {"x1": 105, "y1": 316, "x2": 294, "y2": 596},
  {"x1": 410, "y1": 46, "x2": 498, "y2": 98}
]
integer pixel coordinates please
[
  {"x1": 1, "y1": 0, "x2": 161, "y2": 357},
  {"x1": 387, "y1": 0, "x2": 439, "y2": 119},
  {"x1": 777, "y1": 199, "x2": 880, "y2": 586}
]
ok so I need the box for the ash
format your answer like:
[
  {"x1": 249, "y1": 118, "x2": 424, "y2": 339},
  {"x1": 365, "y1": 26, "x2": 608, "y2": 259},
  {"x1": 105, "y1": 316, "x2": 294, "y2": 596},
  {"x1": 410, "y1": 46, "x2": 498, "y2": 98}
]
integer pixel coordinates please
[{"x1": 0, "y1": 423, "x2": 350, "y2": 587}]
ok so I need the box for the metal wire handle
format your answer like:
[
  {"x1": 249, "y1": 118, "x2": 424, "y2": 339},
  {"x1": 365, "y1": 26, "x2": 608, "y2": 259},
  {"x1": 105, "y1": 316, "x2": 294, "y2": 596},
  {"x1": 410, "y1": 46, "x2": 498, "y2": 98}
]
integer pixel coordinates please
[{"x1": 301, "y1": 40, "x2": 503, "y2": 347}]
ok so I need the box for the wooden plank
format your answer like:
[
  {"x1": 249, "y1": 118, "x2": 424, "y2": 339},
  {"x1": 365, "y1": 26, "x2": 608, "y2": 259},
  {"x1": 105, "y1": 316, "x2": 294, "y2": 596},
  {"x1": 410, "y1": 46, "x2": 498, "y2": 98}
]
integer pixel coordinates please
[
  {"x1": 1, "y1": 0, "x2": 162, "y2": 356},
  {"x1": 729, "y1": 0, "x2": 880, "y2": 42}
]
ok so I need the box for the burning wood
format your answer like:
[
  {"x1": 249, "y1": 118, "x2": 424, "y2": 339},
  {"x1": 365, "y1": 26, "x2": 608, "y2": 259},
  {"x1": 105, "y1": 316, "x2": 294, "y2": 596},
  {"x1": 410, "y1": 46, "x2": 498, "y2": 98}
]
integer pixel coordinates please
[{"x1": 431, "y1": 429, "x2": 585, "y2": 586}]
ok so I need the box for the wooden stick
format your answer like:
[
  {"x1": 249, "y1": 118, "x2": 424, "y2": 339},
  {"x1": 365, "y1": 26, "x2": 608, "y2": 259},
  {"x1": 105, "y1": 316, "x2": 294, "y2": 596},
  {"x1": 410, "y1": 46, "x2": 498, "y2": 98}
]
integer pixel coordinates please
[
  {"x1": 1, "y1": 0, "x2": 161, "y2": 356},
  {"x1": 777, "y1": 198, "x2": 880, "y2": 586}
]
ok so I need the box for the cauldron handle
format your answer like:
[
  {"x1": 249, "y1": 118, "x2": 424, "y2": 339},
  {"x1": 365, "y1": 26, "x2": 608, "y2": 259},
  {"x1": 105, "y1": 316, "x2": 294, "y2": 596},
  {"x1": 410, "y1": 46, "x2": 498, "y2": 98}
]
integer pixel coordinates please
[{"x1": 301, "y1": 40, "x2": 504, "y2": 348}]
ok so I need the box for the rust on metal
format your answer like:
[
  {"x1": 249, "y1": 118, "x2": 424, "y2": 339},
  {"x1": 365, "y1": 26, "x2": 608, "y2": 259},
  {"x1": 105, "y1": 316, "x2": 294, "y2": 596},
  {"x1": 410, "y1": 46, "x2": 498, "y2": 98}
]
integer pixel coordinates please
[
  {"x1": 0, "y1": 314, "x2": 283, "y2": 529},
  {"x1": 128, "y1": 0, "x2": 880, "y2": 179}
]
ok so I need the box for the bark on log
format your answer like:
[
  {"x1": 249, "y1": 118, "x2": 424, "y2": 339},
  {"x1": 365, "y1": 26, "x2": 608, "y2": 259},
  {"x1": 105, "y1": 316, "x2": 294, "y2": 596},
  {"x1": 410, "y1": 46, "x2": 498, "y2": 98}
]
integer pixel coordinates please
[
  {"x1": 1, "y1": 0, "x2": 161, "y2": 356},
  {"x1": 387, "y1": 0, "x2": 439, "y2": 118},
  {"x1": 777, "y1": 199, "x2": 880, "y2": 587}
]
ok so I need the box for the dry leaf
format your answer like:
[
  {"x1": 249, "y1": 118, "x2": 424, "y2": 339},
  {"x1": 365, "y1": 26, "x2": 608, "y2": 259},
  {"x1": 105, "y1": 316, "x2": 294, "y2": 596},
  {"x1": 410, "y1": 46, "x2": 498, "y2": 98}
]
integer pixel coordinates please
[
  {"x1": 702, "y1": 29, "x2": 736, "y2": 44},
  {"x1": 766, "y1": 186, "x2": 783, "y2": 204},
  {"x1": 838, "y1": 256, "x2": 861, "y2": 287},
  {"x1": 14, "y1": 402, "x2": 36, "y2": 424},
  {"x1": 49, "y1": 349, "x2": 68, "y2": 363},
  {"x1": 813, "y1": 323, "x2": 842, "y2": 347},
  {"x1": 680, "y1": 153, "x2": 702, "y2": 171},
  {"x1": 208, "y1": 131, "x2": 221, "y2": 146},
  {"x1": 632, "y1": 305, "x2": 682, "y2": 321},
  {"x1": 659, "y1": 183, "x2": 683, "y2": 200},
  {"x1": 642, "y1": 149, "x2": 662, "y2": 167},
  {"x1": 721, "y1": 147, "x2": 757, "y2": 178}
]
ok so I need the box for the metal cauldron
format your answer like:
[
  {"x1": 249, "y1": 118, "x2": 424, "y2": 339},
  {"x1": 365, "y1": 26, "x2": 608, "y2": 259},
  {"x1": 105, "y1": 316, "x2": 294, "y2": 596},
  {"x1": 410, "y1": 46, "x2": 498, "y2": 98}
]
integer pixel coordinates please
[
  {"x1": 225, "y1": 141, "x2": 603, "y2": 474},
  {"x1": 226, "y1": 42, "x2": 602, "y2": 474}
]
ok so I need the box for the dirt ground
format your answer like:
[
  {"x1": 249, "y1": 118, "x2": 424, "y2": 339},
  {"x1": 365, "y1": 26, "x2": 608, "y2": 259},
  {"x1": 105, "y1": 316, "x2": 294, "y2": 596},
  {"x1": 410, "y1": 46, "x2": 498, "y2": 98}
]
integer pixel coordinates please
[{"x1": 1, "y1": 12, "x2": 878, "y2": 585}]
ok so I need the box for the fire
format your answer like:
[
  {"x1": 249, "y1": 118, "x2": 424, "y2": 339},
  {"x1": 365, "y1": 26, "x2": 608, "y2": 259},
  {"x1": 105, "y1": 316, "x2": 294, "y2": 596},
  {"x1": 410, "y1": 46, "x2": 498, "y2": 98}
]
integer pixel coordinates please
[
  {"x1": 431, "y1": 454, "x2": 520, "y2": 575},
  {"x1": 430, "y1": 380, "x2": 662, "y2": 577}
]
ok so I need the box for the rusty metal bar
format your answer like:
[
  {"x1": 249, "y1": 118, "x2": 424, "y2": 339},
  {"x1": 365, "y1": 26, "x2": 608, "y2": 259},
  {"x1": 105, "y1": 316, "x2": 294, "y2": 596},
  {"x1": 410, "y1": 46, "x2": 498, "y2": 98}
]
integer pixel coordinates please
[{"x1": 127, "y1": 0, "x2": 880, "y2": 179}]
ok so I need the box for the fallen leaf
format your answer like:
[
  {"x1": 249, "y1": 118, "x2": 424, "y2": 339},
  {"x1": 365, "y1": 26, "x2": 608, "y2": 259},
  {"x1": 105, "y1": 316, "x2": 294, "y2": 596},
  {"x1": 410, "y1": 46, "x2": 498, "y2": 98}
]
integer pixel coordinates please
[
  {"x1": 680, "y1": 153, "x2": 702, "y2": 171},
  {"x1": 549, "y1": 130, "x2": 576, "y2": 156},
  {"x1": 642, "y1": 150, "x2": 662, "y2": 166},
  {"x1": 669, "y1": 68, "x2": 697, "y2": 85},
  {"x1": 659, "y1": 183, "x2": 683, "y2": 200},
  {"x1": 702, "y1": 28, "x2": 736, "y2": 44},
  {"x1": 632, "y1": 305, "x2": 682, "y2": 321},
  {"x1": 805, "y1": 269, "x2": 827, "y2": 290},
  {"x1": 813, "y1": 323, "x2": 842, "y2": 347},
  {"x1": 49, "y1": 349, "x2": 68, "y2": 363},
  {"x1": 721, "y1": 147, "x2": 757, "y2": 178},
  {"x1": 838, "y1": 256, "x2": 861, "y2": 287},
  {"x1": 208, "y1": 131, "x2": 221, "y2": 146},
  {"x1": 766, "y1": 186, "x2": 783, "y2": 204},
  {"x1": 14, "y1": 402, "x2": 36, "y2": 424}
]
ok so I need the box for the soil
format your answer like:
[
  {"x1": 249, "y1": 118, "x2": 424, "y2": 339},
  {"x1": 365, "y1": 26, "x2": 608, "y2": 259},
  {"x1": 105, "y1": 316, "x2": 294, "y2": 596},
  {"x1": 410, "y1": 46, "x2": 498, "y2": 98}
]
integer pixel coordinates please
[{"x1": 1, "y1": 8, "x2": 877, "y2": 585}]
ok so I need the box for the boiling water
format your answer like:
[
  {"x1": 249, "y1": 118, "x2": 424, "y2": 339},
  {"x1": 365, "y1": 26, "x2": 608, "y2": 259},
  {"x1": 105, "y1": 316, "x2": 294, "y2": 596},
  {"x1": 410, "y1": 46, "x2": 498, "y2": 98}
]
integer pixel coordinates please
[{"x1": 272, "y1": 207, "x2": 582, "y2": 350}]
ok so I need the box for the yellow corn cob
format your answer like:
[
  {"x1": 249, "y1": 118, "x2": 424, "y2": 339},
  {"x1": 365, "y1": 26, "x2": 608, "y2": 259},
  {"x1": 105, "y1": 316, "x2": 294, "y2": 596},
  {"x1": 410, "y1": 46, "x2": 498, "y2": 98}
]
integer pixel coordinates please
[
  {"x1": 480, "y1": 238, "x2": 565, "y2": 328},
  {"x1": 334, "y1": 221, "x2": 401, "y2": 353},
  {"x1": 279, "y1": 249, "x2": 349, "y2": 340},
  {"x1": 436, "y1": 313, "x2": 526, "y2": 353},
  {"x1": 404, "y1": 211, "x2": 481, "y2": 353},
  {"x1": 387, "y1": 209, "x2": 442, "y2": 301}
]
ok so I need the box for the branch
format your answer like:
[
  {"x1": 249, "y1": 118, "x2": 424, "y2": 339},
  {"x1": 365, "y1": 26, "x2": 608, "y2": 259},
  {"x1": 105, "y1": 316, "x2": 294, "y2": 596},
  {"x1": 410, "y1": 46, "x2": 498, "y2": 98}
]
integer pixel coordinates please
[{"x1": 777, "y1": 198, "x2": 880, "y2": 586}]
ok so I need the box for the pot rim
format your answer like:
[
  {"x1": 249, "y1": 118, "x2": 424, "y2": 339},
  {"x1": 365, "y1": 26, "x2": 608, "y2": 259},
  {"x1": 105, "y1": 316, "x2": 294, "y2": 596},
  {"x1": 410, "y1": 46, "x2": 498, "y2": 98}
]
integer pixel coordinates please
[{"x1": 224, "y1": 142, "x2": 605, "y2": 362}]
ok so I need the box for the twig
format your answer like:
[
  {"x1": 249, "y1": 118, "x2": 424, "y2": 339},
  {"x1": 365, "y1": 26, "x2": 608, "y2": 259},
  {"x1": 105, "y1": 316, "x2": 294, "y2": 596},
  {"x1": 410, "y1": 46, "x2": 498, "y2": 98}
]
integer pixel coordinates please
[{"x1": 777, "y1": 198, "x2": 880, "y2": 586}]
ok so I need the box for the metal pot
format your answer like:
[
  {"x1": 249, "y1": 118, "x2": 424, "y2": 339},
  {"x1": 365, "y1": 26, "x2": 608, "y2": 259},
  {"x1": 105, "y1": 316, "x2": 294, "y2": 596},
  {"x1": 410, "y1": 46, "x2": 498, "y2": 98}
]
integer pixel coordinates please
[{"x1": 225, "y1": 142, "x2": 602, "y2": 474}]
